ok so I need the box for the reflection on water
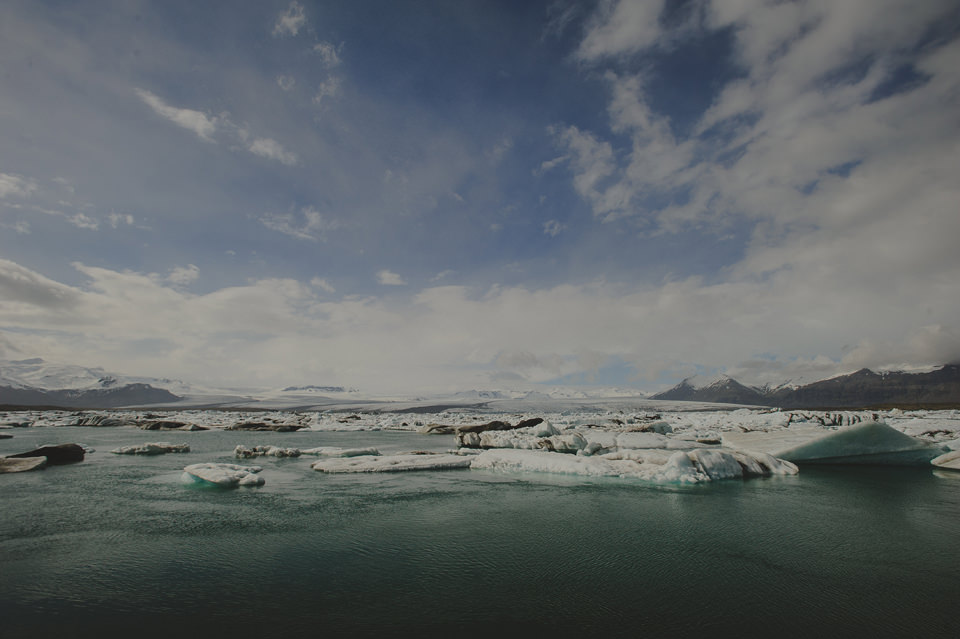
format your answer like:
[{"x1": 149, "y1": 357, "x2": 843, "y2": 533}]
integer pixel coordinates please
[{"x1": 1, "y1": 427, "x2": 958, "y2": 637}]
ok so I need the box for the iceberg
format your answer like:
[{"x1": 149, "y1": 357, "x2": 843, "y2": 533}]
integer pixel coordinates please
[
  {"x1": 234, "y1": 445, "x2": 301, "y2": 458},
  {"x1": 311, "y1": 453, "x2": 472, "y2": 473},
  {"x1": 0, "y1": 456, "x2": 48, "y2": 473},
  {"x1": 931, "y1": 450, "x2": 960, "y2": 471},
  {"x1": 469, "y1": 448, "x2": 797, "y2": 484},
  {"x1": 182, "y1": 463, "x2": 264, "y2": 487},
  {"x1": 723, "y1": 421, "x2": 946, "y2": 466},
  {"x1": 111, "y1": 442, "x2": 190, "y2": 455}
]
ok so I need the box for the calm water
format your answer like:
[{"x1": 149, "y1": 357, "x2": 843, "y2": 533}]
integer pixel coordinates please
[{"x1": 1, "y1": 426, "x2": 958, "y2": 638}]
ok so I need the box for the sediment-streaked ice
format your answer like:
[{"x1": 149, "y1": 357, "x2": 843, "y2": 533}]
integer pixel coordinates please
[
  {"x1": 111, "y1": 442, "x2": 190, "y2": 455},
  {"x1": 723, "y1": 421, "x2": 946, "y2": 466},
  {"x1": 311, "y1": 453, "x2": 472, "y2": 473},
  {"x1": 235, "y1": 445, "x2": 301, "y2": 458},
  {"x1": 182, "y1": 463, "x2": 265, "y2": 487},
  {"x1": 300, "y1": 446, "x2": 381, "y2": 457}
]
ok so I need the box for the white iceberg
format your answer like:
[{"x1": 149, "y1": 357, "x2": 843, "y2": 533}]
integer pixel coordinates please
[
  {"x1": 111, "y1": 442, "x2": 190, "y2": 455},
  {"x1": 470, "y1": 448, "x2": 797, "y2": 484},
  {"x1": 182, "y1": 463, "x2": 264, "y2": 487},
  {"x1": 311, "y1": 453, "x2": 472, "y2": 473},
  {"x1": 723, "y1": 421, "x2": 946, "y2": 466}
]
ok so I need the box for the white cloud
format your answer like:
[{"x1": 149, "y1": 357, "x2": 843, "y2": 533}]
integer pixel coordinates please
[
  {"x1": 2, "y1": 258, "x2": 958, "y2": 393},
  {"x1": 259, "y1": 206, "x2": 340, "y2": 241},
  {"x1": 313, "y1": 41, "x2": 341, "y2": 68},
  {"x1": 310, "y1": 277, "x2": 335, "y2": 293},
  {"x1": 167, "y1": 264, "x2": 199, "y2": 287},
  {"x1": 107, "y1": 212, "x2": 135, "y2": 228},
  {"x1": 68, "y1": 213, "x2": 99, "y2": 230},
  {"x1": 248, "y1": 137, "x2": 298, "y2": 166},
  {"x1": 312, "y1": 76, "x2": 341, "y2": 106},
  {"x1": 543, "y1": 220, "x2": 566, "y2": 237},
  {"x1": 0, "y1": 173, "x2": 37, "y2": 199},
  {"x1": 276, "y1": 75, "x2": 296, "y2": 91},
  {"x1": 577, "y1": 0, "x2": 666, "y2": 61},
  {"x1": 377, "y1": 270, "x2": 406, "y2": 286},
  {"x1": 273, "y1": 2, "x2": 306, "y2": 37},
  {"x1": 135, "y1": 88, "x2": 217, "y2": 142}
]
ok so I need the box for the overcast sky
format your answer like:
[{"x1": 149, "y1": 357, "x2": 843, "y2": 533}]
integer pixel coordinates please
[{"x1": 1, "y1": 0, "x2": 959, "y2": 393}]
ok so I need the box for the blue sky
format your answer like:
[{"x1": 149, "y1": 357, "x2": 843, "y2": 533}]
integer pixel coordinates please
[{"x1": 2, "y1": 0, "x2": 960, "y2": 393}]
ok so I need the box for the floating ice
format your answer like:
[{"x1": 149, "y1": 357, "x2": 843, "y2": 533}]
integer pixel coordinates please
[
  {"x1": 0, "y1": 456, "x2": 48, "y2": 473},
  {"x1": 723, "y1": 421, "x2": 946, "y2": 466},
  {"x1": 111, "y1": 442, "x2": 190, "y2": 455},
  {"x1": 470, "y1": 448, "x2": 797, "y2": 483},
  {"x1": 300, "y1": 446, "x2": 381, "y2": 457},
  {"x1": 234, "y1": 445, "x2": 301, "y2": 458},
  {"x1": 311, "y1": 453, "x2": 472, "y2": 473},
  {"x1": 931, "y1": 450, "x2": 960, "y2": 471},
  {"x1": 182, "y1": 463, "x2": 264, "y2": 487}
]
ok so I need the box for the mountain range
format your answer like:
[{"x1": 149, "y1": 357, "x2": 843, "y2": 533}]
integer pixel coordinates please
[
  {"x1": 650, "y1": 365, "x2": 960, "y2": 409},
  {"x1": 2, "y1": 357, "x2": 960, "y2": 410}
]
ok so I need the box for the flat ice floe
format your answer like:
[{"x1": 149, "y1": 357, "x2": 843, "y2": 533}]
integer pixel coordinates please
[
  {"x1": 111, "y1": 442, "x2": 190, "y2": 455},
  {"x1": 301, "y1": 446, "x2": 381, "y2": 457},
  {"x1": 182, "y1": 463, "x2": 265, "y2": 487},
  {"x1": 723, "y1": 421, "x2": 946, "y2": 466},
  {"x1": 311, "y1": 453, "x2": 472, "y2": 473},
  {"x1": 470, "y1": 448, "x2": 797, "y2": 483}
]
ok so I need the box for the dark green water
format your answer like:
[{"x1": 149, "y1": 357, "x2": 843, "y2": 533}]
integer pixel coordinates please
[{"x1": 1, "y1": 427, "x2": 958, "y2": 638}]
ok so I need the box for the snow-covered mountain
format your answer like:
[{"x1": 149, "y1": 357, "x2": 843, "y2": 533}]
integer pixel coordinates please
[
  {"x1": 651, "y1": 366, "x2": 960, "y2": 408},
  {"x1": 0, "y1": 358, "x2": 194, "y2": 394}
]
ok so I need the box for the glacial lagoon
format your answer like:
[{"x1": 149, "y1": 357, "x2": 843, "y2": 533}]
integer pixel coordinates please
[{"x1": 1, "y1": 422, "x2": 958, "y2": 637}]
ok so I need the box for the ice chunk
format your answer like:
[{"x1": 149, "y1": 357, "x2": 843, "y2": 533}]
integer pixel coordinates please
[
  {"x1": 111, "y1": 442, "x2": 190, "y2": 455},
  {"x1": 311, "y1": 453, "x2": 472, "y2": 473},
  {"x1": 234, "y1": 445, "x2": 301, "y2": 458},
  {"x1": 470, "y1": 449, "x2": 636, "y2": 478},
  {"x1": 182, "y1": 463, "x2": 264, "y2": 487},
  {"x1": 300, "y1": 446, "x2": 381, "y2": 457},
  {"x1": 0, "y1": 456, "x2": 48, "y2": 473},
  {"x1": 931, "y1": 450, "x2": 960, "y2": 471},
  {"x1": 724, "y1": 421, "x2": 945, "y2": 466}
]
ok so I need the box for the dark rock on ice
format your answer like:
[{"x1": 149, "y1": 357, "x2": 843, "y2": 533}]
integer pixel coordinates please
[
  {"x1": 73, "y1": 414, "x2": 129, "y2": 427},
  {"x1": 457, "y1": 417, "x2": 543, "y2": 434},
  {"x1": 8, "y1": 443, "x2": 86, "y2": 465},
  {"x1": 225, "y1": 422, "x2": 304, "y2": 432},
  {"x1": 139, "y1": 420, "x2": 206, "y2": 431}
]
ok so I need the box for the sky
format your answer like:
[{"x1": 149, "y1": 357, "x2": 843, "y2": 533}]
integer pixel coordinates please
[{"x1": 1, "y1": 0, "x2": 960, "y2": 394}]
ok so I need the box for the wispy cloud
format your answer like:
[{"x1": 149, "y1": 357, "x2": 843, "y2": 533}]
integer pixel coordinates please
[
  {"x1": 167, "y1": 264, "x2": 199, "y2": 287},
  {"x1": 0, "y1": 173, "x2": 38, "y2": 199},
  {"x1": 377, "y1": 270, "x2": 406, "y2": 286},
  {"x1": 312, "y1": 76, "x2": 341, "y2": 106},
  {"x1": 273, "y1": 2, "x2": 306, "y2": 37},
  {"x1": 259, "y1": 207, "x2": 340, "y2": 241},
  {"x1": 135, "y1": 88, "x2": 217, "y2": 142},
  {"x1": 248, "y1": 137, "x2": 298, "y2": 166},
  {"x1": 313, "y1": 41, "x2": 342, "y2": 68},
  {"x1": 543, "y1": 220, "x2": 566, "y2": 237}
]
